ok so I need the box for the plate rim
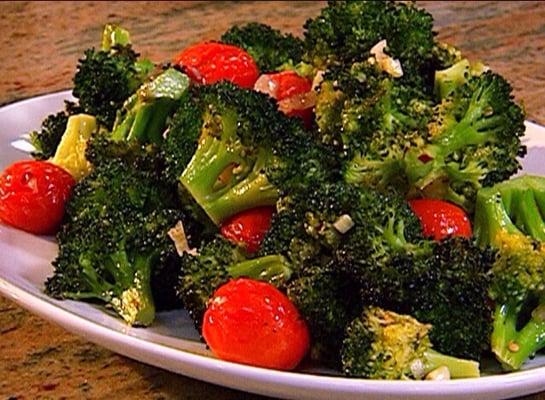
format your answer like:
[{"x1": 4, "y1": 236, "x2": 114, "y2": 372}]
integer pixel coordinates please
[{"x1": 2, "y1": 90, "x2": 545, "y2": 400}]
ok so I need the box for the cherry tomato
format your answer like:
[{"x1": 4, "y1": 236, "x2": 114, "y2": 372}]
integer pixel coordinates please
[
  {"x1": 254, "y1": 71, "x2": 315, "y2": 127},
  {"x1": 202, "y1": 278, "x2": 310, "y2": 370},
  {"x1": 408, "y1": 198, "x2": 472, "y2": 241},
  {"x1": 220, "y1": 206, "x2": 274, "y2": 253},
  {"x1": 0, "y1": 160, "x2": 75, "y2": 235},
  {"x1": 174, "y1": 42, "x2": 259, "y2": 89}
]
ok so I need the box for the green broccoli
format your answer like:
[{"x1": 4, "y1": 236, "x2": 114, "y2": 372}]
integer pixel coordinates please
[
  {"x1": 403, "y1": 71, "x2": 526, "y2": 211},
  {"x1": 259, "y1": 181, "x2": 423, "y2": 363},
  {"x1": 315, "y1": 60, "x2": 433, "y2": 189},
  {"x1": 433, "y1": 58, "x2": 487, "y2": 100},
  {"x1": 29, "y1": 101, "x2": 82, "y2": 160},
  {"x1": 303, "y1": 0, "x2": 435, "y2": 83},
  {"x1": 73, "y1": 24, "x2": 154, "y2": 129},
  {"x1": 221, "y1": 22, "x2": 304, "y2": 73},
  {"x1": 341, "y1": 307, "x2": 480, "y2": 379},
  {"x1": 474, "y1": 175, "x2": 545, "y2": 370},
  {"x1": 49, "y1": 114, "x2": 98, "y2": 181},
  {"x1": 162, "y1": 82, "x2": 338, "y2": 225},
  {"x1": 296, "y1": 182, "x2": 493, "y2": 360},
  {"x1": 407, "y1": 238, "x2": 494, "y2": 360},
  {"x1": 286, "y1": 263, "x2": 362, "y2": 366},
  {"x1": 111, "y1": 68, "x2": 190, "y2": 144},
  {"x1": 337, "y1": 62, "x2": 526, "y2": 212},
  {"x1": 45, "y1": 138, "x2": 196, "y2": 325},
  {"x1": 338, "y1": 232, "x2": 493, "y2": 361}
]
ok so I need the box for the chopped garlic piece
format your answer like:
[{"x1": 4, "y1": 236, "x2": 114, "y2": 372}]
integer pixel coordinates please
[
  {"x1": 370, "y1": 40, "x2": 403, "y2": 78},
  {"x1": 278, "y1": 91, "x2": 317, "y2": 114},
  {"x1": 168, "y1": 221, "x2": 197, "y2": 256},
  {"x1": 410, "y1": 359, "x2": 426, "y2": 379},
  {"x1": 312, "y1": 70, "x2": 325, "y2": 91},
  {"x1": 333, "y1": 214, "x2": 355, "y2": 234},
  {"x1": 425, "y1": 366, "x2": 451, "y2": 381}
]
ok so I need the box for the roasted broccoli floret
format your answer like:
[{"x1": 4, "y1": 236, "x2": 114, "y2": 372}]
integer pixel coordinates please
[
  {"x1": 45, "y1": 139, "x2": 196, "y2": 325},
  {"x1": 162, "y1": 82, "x2": 338, "y2": 225},
  {"x1": 111, "y1": 68, "x2": 190, "y2": 144},
  {"x1": 339, "y1": 64, "x2": 526, "y2": 212},
  {"x1": 408, "y1": 238, "x2": 494, "y2": 360},
  {"x1": 29, "y1": 101, "x2": 82, "y2": 160},
  {"x1": 318, "y1": 182, "x2": 493, "y2": 360},
  {"x1": 259, "y1": 181, "x2": 422, "y2": 363},
  {"x1": 307, "y1": 3, "x2": 525, "y2": 211},
  {"x1": 433, "y1": 58, "x2": 486, "y2": 100},
  {"x1": 338, "y1": 234, "x2": 493, "y2": 360},
  {"x1": 73, "y1": 24, "x2": 154, "y2": 129},
  {"x1": 177, "y1": 236, "x2": 292, "y2": 328},
  {"x1": 49, "y1": 114, "x2": 98, "y2": 181},
  {"x1": 403, "y1": 71, "x2": 526, "y2": 211},
  {"x1": 315, "y1": 60, "x2": 433, "y2": 189},
  {"x1": 303, "y1": 0, "x2": 435, "y2": 82},
  {"x1": 221, "y1": 22, "x2": 304, "y2": 73},
  {"x1": 474, "y1": 175, "x2": 545, "y2": 370},
  {"x1": 286, "y1": 263, "x2": 361, "y2": 366},
  {"x1": 341, "y1": 307, "x2": 480, "y2": 379}
]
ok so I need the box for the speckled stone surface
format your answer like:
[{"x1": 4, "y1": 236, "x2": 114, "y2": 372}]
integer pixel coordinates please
[{"x1": 1, "y1": 2, "x2": 545, "y2": 399}]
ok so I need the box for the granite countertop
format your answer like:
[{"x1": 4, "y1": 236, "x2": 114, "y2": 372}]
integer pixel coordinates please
[{"x1": 1, "y1": 1, "x2": 545, "y2": 399}]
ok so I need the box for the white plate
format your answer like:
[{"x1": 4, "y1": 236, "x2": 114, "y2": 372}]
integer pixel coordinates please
[{"x1": 1, "y1": 91, "x2": 545, "y2": 400}]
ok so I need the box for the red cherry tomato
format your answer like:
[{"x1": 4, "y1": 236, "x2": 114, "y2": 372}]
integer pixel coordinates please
[
  {"x1": 408, "y1": 198, "x2": 472, "y2": 241},
  {"x1": 269, "y1": 71, "x2": 313, "y2": 101},
  {"x1": 254, "y1": 71, "x2": 315, "y2": 127},
  {"x1": 202, "y1": 278, "x2": 310, "y2": 370},
  {"x1": 0, "y1": 160, "x2": 75, "y2": 235},
  {"x1": 174, "y1": 42, "x2": 259, "y2": 89},
  {"x1": 220, "y1": 206, "x2": 274, "y2": 253}
]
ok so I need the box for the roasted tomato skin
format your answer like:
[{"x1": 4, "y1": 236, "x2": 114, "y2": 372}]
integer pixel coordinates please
[
  {"x1": 0, "y1": 160, "x2": 75, "y2": 235},
  {"x1": 408, "y1": 198, "x2": 472, "y2": 241},
  {"x1": 202, "y1": 278, "x2": 310, "y2": 370},
  {"x1": 220, "y1": 206, "x2": 275, "y2": 253},
  {"x1": 254, "y1": 71, "x2": 314, "y2": 127},
  {"x1": 174, "y1": 42, "x2": 259, "y2": 88}
]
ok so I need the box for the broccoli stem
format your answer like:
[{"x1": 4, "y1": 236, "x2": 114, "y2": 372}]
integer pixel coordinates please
[
  {"x1": 120, "y1": 253, "x2": 156, "y2": 326},
  {"x1": 63, "y1": 250, "x2": 156, "y2": 326},
  {"x1": 474, "y1": 188, "x2": 524, "y2": 247},
  {"x1": 227, "y1": 255, "x2": 292, "y2": 283},
  {"x1": 434, "y1": 59, "x2": 470, "y2": 99},
  {"x1": 344, "y1": 154, "x2": 405, "y2": 189},
  {"x1": 125, "y1": 98, "x2": 178, "y2": 144},
  {"x1": 491, "y1": 303, "x2": 519, "y2": 369},
  {"x1": 181, "y1": 112, "x2": 278, "y2": 224},
  {"x1": 50, "y1": 114, "x2": 97, "y2": 181},
  {"x1": 433, "y1": 78, "x2": 503, "y2": 154},
  {"x1": 424, "y1": 349, "x2": 480, "y2": 378},
  {"x1": 511, "y1": 190, "x2": 545, "y2": 241},
  {"x1": 111, "y1": 69, "x2": 190, "y2": 144},
  {"x1": 382, "y1": 217, "x2": 408, "y2": 250},
  {"x1": 492, "y1": 302, "x2": 545, "y2": 371},
  {"x1": 101, "y1": 24, "x2": 132, "y2": 51},
  {"x1": 506, "y1": 314, "x2": 545, "y2": 369}
]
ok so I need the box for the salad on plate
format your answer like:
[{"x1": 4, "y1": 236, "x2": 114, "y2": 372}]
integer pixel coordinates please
[{"x1": 0, "y1": 0, "x2": 543, "y2": 381}]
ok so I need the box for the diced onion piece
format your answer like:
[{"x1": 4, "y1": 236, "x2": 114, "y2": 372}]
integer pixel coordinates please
[
  {"x1": 425, "y1": 366, "x2": 451, "y2": 381},
  {"x1": 254, "y1": 74, "x2": 279, "y2": 98},
  {"x1": 311, "y1": 70, "x2": 325, "y2": 91},
  {"x1": 278, "y1": 91, "x2": 317, "y2": 113},
  {"x1": 370, "y1": 40, "x2": 403, "y2": 78},
  {"x1": 168, "y1": 221, "x2": 197, "y2": 256},
  {"x1": 410, "y1": 359, "x2": 426, "y2": 379},
  {"x1": 333, "y1": 214, "x2": 355, "y2": 234}
]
